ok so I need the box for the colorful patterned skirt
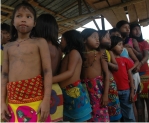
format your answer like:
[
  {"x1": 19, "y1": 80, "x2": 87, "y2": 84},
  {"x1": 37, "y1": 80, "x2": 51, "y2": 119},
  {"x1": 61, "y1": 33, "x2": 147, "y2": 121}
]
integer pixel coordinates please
[
  {"x1": 62, "y1": 80, "x2": 92, "y2": 122},
  {"x1": 50, "y1": 83, "x2": 63, "y2": 121},
  {"x1": 139, "y1": 71, "x2": 149, "y2": 98},
  {"x1": 108, "y1": 77, "x2": 122, "y2": 121},
  {"x1": 83, "y1": 76, "x2": 110, "y2": 122},
  {"x1": 7, "y1": 75, "x2": 51, "y2": 122}
]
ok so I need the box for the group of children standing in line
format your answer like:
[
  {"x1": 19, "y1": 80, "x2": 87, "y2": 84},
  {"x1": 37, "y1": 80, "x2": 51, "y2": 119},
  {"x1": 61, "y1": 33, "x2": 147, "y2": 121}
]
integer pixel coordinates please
[{"x1": 1, "y1": 1, "x2": 149, "y2": 122}]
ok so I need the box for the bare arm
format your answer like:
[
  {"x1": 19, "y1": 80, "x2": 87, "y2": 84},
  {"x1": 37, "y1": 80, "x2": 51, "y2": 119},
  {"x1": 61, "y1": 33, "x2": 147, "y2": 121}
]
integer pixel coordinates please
[
  {"x1": 136, "y1": 50, "x2": 149, "y2": 72},
  {"x1": 1, "y1": 44, "x2": 11, "y2": 121},
  {"x1": 53, "y1": 50, "x2": 80, "y2": 83},
  {"x1": 1, "y1": 45, "x2": 9, "y2": 104},
  {"x1": 128, "y1": 69, "x2": 135, "y2": 102},
  {"x1": 100, "y1": 56, "x2": 109, "y2": 106},
  {"x1": 108, "y1": 51, "x2": 118, "y2": 71},
  {"x1": 37, "y1": 38, "x2": 52, "y2": 121},
  {"x1": 127, "y1": 47, "x2": 139, "y2": 72},
  {"x1": 132, "y1": 39, "x2": 142, "y2": 60}
]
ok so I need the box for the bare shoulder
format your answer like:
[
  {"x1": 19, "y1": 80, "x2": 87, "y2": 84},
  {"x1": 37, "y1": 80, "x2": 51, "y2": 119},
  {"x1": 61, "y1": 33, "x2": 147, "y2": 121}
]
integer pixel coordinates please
[
  {"x1": 31, "y1": 37, "x2": 47, "y2": 45},
  {"x1": 69, "y1": 49, "x2": 81, "y2": 58},
  {"x1": 4, "y1": 42, "x2": 16, "y2": 50}
]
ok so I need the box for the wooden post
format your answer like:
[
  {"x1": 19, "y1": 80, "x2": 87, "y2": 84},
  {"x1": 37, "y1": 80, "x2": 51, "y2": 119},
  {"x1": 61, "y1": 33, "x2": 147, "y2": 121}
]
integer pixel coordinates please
[{"x1": 101, "y1": 15, "x2": 105, "y2": 30}]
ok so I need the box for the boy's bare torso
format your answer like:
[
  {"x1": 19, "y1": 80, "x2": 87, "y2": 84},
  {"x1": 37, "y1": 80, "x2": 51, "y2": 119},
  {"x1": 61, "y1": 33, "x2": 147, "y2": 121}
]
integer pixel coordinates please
[
  {"x1": 82, "y1": 51, "x2": 102, "y2": 79},
  {"x1": 59, "y1": 51, "x2": 82, "y2": 88},
  {"x1": 5, "y1": 38, "x2": 42, "y2": 82}
]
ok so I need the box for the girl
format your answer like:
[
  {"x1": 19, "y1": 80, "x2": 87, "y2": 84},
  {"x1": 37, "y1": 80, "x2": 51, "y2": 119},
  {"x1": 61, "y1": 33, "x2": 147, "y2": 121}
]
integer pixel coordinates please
[
  {"x1": 53, "y1": 30, "x2": 92, "y2": 122},
  {"x1": 110, "y1": 27, "x2": 140, "y2": 121},
  {"x1": 98, "y1": 30, "x2": 122, "y2": 121},
  {"x1": 35, "y1": 14, "x2": 63, "y2": 122},
  {"x1": 110, "y1": 36, "x2": 135, "y2": 122},
  {"x1": 116, "y1": 20, "x2": 142, "y2": 60},
  {"x1": 1, "y1": 1, "x2": 52, "y2": 122},
  {"x1": 130, "y1": 23, "x2": 149, "y2": 122},
  {"x1": 81, "y1": 28, "x2": 110, "y2": 122}
]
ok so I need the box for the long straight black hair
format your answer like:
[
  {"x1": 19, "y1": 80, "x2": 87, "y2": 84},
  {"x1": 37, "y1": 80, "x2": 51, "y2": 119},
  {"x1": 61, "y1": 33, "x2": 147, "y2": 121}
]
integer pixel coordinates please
[
  {"x1": 35, "y1": 14, "x2": 59, "y2": 47},
  {"x1": 10, "y1": 1, "x2": 36, "y2": 41},
  {"x1": 62, "y1": 30, "x2": 85, "y2": 60}
]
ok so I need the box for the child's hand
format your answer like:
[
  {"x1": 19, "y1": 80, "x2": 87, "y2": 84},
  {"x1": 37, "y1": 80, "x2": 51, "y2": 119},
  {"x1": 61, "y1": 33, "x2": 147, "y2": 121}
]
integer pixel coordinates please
[
  {"x1": 1, "y1": 103, "x2": 11, "y2": 122},
  {"x1": 102, "y1": 53, "x2": 108, "y2": 62},
  {"x1": 37, "y1": 98, "x2": 50, "y2": 122},
  {"x1": 101, "y1": 94, "x2": 109, "y2": 107},
  {"x1": 130, "y1": 89, "x2": 135, "y2": 103}
]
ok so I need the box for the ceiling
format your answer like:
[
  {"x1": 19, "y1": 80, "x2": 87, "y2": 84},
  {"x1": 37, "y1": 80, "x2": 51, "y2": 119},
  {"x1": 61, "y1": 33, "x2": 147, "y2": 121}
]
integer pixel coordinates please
[{"x1": 1, "y1": 0, "x2": 149, "y2": 35}]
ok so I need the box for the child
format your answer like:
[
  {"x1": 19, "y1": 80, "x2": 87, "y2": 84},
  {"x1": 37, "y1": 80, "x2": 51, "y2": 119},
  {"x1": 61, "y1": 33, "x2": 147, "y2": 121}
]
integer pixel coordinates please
[
  {"x1": 110, "y1": 29, "x2": 139, "y2": 121},
  {"x1": 1, "y1": 23, "x2": 11, "y2": 69},
  {"x1": 35, "y1": 14, "x2": 63, "y2": 122},
  {"x1": 1, "y1": 2, "x2": 52, "y2": 122},
  {"x1": 130, "y1": 23, "x2": 149, "y2": 122},
  {"x1": 81, "y1": 28, "x2": 110, "y2": 122},
  {"x1": 110, "y1": 36, "x2": 136, "y2": 122},
  {"x1": 116, "y1": 20, "x2": 142, "y2": 60},
  {"x1": 53, "y1": 30, "x2": 92, "y2": 122},
  {"x1": 109, "y1": 28, "x2": 122, "y2": 38},
  {"x1": 98, "y1": 30, "x2": 122, "y2": 121}
]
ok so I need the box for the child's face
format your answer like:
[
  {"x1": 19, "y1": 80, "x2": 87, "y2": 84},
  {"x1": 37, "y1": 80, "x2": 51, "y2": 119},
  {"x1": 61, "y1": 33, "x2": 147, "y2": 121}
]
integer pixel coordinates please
[
  {"x1": 132, "y1": 26, "x2": 141, "y2": 37},
  {"x1": 113, "y1": 41, "x2": 123, "y2": 55},
  {"x1": 60, "y1": 36, "x2": 67, "y2": 51},
  {"x1": 86, "y1": 32, "x2": 99, "y2": 49},
  {"x1": 100, "y1": 32, "x2": 111, "y2": 48},
  {"x1": 1, "y1": 30, "x2": 10, "y2": 44},
  {"x1": 110, "y1": 32, "x2": 122, "y2": 38},
  {"x1": 119, "y1": 24, "x2": 130, "y2": 36},
  {"x1": 13, "y1": 7, "x2": 35, "y2": 34}
]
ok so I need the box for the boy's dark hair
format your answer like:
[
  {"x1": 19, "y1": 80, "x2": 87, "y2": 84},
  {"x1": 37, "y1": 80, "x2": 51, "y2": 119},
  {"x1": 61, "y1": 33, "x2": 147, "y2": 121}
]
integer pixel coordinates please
[
  {"x1": 35, "y1": 14, "x2": 59, "y2": 47},
  {"x1": 110, "y1": 36, "x2": 123, "y2": 49},
  {"x1": 130, "y1": 23, "x2": 143, "y2": 42},
  {"x1": 81, "y1": 28, "x2": 97, "y2": 41},
  {"x1": 1, "y1": 23, "x2": 10, "y2": 32},
  {"x1": 10, "y1": 1, "x2": 36, "y2": 41},
  {"x1": 116, "y1": 20, "x2": 129, "y2": 29},
  {"x1": 62, "y1": 30, "x2": 84, "y2": 59},
  {"x1": 98, "y1": 30, "x2": 108, "y2": 42},
  {"x1": 109, "y1": 28, "x2": 120, "y2": 35}
]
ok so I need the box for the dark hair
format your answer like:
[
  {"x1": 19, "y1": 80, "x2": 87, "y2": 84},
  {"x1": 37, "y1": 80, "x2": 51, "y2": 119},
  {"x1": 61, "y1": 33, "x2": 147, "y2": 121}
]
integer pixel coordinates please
[
  {"x1": 1, "y1": 23, "x2": 10, "y2": 32},
  {"x1": 62, "y1": 30, "x2": 84, "y2": 59},
  {"x1": 81, "y1": 28, "x2": 97, "y2": 41},
  {"x1": 116, "y1": 20, "x2": 129, "y2": 29},
  {"x1": 35, "y1": 14, "x2": 59, "y2": 47},
  {"x1": 109, "y1": 28, "x2": 120, "y2": 35},
  {"x1": 110, "y1": 36, "x2": 123, "y2": 49},
  {"x1": 98, "y1": 30, "x2": 108, "y2": 41},
  {"x1": 130, "y1": 23, "x2": 143, "y2": 42},
  {"x1": 10, "y1": 1, "x2": 36, "y2": 41}
]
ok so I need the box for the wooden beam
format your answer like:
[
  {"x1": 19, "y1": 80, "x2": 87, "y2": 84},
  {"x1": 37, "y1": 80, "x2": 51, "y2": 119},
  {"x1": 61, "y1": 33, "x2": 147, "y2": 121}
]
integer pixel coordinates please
[
  {"x1": 78, "y1": 0, "x2": 82, "y2": 15},
  {"x1": 58, "y1": 0, "x2": 144, "y2": 24},
  {"x1": 82, "y1": 0, "x2": 100, "y2": 30},
  {"x1": 55, "y1": 1, "x2": 78, "y2": 15},
  {"x1": 28, "y1": 0, "x2": 68, "y2": 20}
]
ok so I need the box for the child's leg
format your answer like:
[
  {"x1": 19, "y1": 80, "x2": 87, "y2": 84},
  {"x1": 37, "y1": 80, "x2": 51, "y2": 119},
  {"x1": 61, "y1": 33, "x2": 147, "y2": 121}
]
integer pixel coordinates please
[
  {"x1": 145, "y1": 90, "x2": 149, "y2": 122},
  {"x1": 133, "y1": 102, "x2": 138, "y2": 122},
  {"x1": 118, "y1": 90, "x2": 135, "y2": 122},
  {"x1": 135, "y1": 93, "x2": 145, "y2": 122}
]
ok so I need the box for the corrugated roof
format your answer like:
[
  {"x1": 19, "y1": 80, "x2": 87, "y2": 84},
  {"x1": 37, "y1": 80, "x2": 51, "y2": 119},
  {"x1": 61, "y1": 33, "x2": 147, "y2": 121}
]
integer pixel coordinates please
[{"x1": 1, "y1": 0, "x2": 149, "y2": 35}]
